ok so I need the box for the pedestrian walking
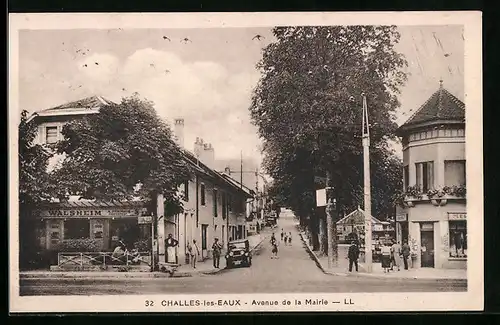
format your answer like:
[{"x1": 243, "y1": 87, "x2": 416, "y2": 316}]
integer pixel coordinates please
[
  {"x1": 165, "y1": 234, "x2": 179, "y2": 264},
  {"x1": 392, "y1": 240, "x2": 402, "y2": 271},
  {"x1": 381, "y1": 242, "x2": 392, "y2": 273},
  {"x1": 401, "y1": 240, "x2": 411, "y2": 270},
  {"x1": 271, "y1": 239, "x2": 279, "y2": 259},
  {"x1": 288, "y1": 232, "x2": 292, "y2": 245},
  {"x1": 347, "y1": 240, "x2": 360, "y2": 272},
  {"x1": 212, "y1": 237, "x2": 222, "y2": 268},
  {"x1": 283, "y1": 232, "x2": 288, "y2": 245},
  {"x1": 270, "y1": 232, "x2": 276, "y2": 244},
  {"x1": 281, "y1": 229, "x2": 284, "y2": 241},
  {"x1": 187, "y1": 239, "x2": 200, "y2": 269}
]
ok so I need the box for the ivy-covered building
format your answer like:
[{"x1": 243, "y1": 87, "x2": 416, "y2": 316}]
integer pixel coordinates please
[{"x1": 395, "y1": 81, "x2": 466, "y2": 270}]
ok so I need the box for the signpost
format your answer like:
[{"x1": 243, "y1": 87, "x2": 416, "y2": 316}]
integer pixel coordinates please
[{"x1": 316, "y1": 188, "x2": 327, "y2": 207}]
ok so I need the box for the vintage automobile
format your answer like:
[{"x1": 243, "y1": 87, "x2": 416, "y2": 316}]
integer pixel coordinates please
[{"x1": 225, "y1": 239, "x2": 252, "y2": 268}]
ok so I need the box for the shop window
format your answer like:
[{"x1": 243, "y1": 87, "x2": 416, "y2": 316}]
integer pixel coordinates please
[
  {"x1": 444, "y1": 160, "x2": 466, "y2": 187},
  {"x1": 200, "y1": 183, "x2": 206, "y2": 206},
  {"x1": 109, "y1": 218, "x2": 142, "y2": 249},
  {"x1": 93, "y1": 222, "x2": 104, "y2": 239},
  {"x1": 416, "y1": 161, "x2": 434, "y2": 192},
  {"x1": 45, "y1": 126, "x2": 59, "y2": 144},
  {"x1": 64, "y1": 219, "x2": 90, "y2": 239},
  {"x1": 49, "y1": 220, "x2": 61, "y2": 245},
  {"x1": 449, "y1": 221, "x2": 467, "y2": 258}
]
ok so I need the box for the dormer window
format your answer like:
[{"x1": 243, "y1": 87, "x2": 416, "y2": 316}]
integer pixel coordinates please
[{"x1": 46, "y1": 126, "x2": 59, "y2": 144}]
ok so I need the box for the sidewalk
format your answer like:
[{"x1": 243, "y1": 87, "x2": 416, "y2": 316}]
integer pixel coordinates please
[
  {"x1": 299, "y1": 231, "x2": 466, "y2": 280},
  {"x1": 20, "y1": 232, "x2": 268, "y2": 280}
]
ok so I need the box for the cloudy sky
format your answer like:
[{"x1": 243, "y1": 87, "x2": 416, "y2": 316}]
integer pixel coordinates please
[{"x1": 18, "y1": 25, "x2": 463, "y2": 165}]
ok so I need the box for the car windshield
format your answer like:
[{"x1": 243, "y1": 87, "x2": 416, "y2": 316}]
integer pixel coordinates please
[{"x1": 229, "y1": 242, "x2": 247, "y2": 250}]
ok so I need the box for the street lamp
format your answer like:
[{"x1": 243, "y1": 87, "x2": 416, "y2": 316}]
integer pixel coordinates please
[{"x1": 362, "y1": 93, "x2": 373, "y2": 273}]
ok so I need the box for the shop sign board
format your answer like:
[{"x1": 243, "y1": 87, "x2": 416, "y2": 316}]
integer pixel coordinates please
[
  {"x1": 448, "y1": 213, "x2": 466, "y2": 221},
  {"x1": 396, "y1": 214, "x2": 408, "y2": 222},
  {"x1": 316, "y1": 189, "x2": 326, "y2": 207},
  {"x1": 138, "y1": 215, "x2": 153, "y2": 224},
  {"x1": 36, "y1": 208, "x2": 142, "y2": 218}
]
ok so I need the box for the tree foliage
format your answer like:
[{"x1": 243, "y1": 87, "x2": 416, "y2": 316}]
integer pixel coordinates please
[
  {"x1": 51, "y1": 95, "x2": 193, "y2": 215},
  {"x1": 19, "y1": 110, "x2": 53, "y2": 207},
  {"x1": 251, "y1": 26, "x2": 407, "y2": 225}
]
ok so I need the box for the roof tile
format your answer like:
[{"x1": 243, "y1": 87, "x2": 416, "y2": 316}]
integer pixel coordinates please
[{"x1": 400, "y1": 86, "x2": 465, "y2": 127}]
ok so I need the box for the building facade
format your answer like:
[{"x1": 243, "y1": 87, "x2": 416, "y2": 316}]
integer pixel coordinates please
[
  {"x1": 396, "y1": 82, "x2": 466, "y2": 270},
  {"x1": 26, "y1": 97, "x2": 251, "y2": 267}
]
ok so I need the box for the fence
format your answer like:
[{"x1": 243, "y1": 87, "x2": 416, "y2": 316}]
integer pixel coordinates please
[{"x1": 58, "y1": 251, "x2": 151, "y2": 268}]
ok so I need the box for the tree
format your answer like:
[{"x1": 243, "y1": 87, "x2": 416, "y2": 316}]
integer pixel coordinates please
[
  {"x1": 51, "y1": 95, "x2": 193, "y2": 215},
  {"x1": 18, "y1": 109, "x2": 53, "y2": 268},
  {"x1": 250, "y1": 26, "x2": 407, "y2": 261}
]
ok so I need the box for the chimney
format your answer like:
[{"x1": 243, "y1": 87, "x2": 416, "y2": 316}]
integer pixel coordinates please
[
  {"x1": 174, "y1": 118, "x2": 185, "y2": 148},
  {"x1": 194, "y1": 137, "x2": 203, "y2": 160},
  {"x1": 203, "y1": 143, "x2": 215, "y2": 169}
]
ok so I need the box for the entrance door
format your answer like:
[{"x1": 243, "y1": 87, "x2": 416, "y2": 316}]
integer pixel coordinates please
[
  {"x1": 420, "y1": 223, "x2": 435, "y2": 268},
  {"x1": 201, "y1": 224, "x2": 208, "y2": 258},
  {"x1": 401, "y1": 222, "x2": 409, "y2": 244}
]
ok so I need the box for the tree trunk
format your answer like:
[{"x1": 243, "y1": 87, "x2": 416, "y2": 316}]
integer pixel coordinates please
[
  {"x1": 309, "y1": 210, "x2": 320, "y2": 251},
  {"x1": 318, "y1": 214, "x2": 327, "y2": 255},
  {"x1": 325, "y1": 169, "x2": 339, "y2": 268}
]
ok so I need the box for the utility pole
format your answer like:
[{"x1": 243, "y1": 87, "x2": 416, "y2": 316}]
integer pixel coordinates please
[
  {"x1": 325, "y1": 173, "x2": 337, "y2": 269},
  {"x1": 362, "y1": 93, "x2": 373, "y2": 273}
]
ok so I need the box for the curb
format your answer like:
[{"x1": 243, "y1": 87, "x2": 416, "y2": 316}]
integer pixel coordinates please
[
  {"x1": 20, "y1": 272, "x2": 176, "y2": 279},
  {"x1": 299, "y1": 232, "x2": 466, "y2": 281}
]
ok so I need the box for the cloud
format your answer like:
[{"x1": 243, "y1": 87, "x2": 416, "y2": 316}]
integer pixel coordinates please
[{"x1": 71, "y1": 48, "x2": 262, "y2": 161}]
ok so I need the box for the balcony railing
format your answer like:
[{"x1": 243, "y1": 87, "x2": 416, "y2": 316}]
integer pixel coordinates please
[{"x1": 393, "y1": 185, "x2": 466, "y2": 208}]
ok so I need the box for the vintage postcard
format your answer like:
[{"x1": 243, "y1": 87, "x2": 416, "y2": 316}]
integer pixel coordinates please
[{"x1": 9, "y1": 11, "x2": 483, "y2": 313}]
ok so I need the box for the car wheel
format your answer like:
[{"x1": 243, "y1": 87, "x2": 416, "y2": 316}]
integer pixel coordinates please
[
  {"x1": 247, "y1": 259, "x2": 252, "y2": 267},
  {"x1": 226, "y1": 261, "x2": 233, "y2": 269}
]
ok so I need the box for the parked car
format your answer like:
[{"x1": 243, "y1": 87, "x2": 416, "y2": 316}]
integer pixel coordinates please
[{"x1": 225, "y1": 239, "x2": 252, "y2": 268}]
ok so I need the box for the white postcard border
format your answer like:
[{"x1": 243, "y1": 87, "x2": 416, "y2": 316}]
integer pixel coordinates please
[{"x1": 8, "y1": 11, "x2": 483, "y2": 313}]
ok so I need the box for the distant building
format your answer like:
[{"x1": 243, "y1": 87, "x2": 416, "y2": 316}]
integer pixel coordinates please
[
  {"x1": 336, "y1": 207, "x2": 394, "y2": 244},
  {"x1": 395, "y1": 82, "x2": 466, "y2": 270}
]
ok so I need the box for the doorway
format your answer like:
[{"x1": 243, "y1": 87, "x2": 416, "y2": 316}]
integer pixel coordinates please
[
  {"x1": 201, "y1": 224, "x2": 208, "y2": 258},
  {"x1": 400, "y1": 222, "x2": 409, "y2": 244},
  {"x1": 420, "y1": 223, "x2": 435, "y2": 268}
]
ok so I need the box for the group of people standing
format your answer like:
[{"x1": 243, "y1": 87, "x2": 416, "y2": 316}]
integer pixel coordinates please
[
  {"x1": 380, "y1": 240, "x2": 411, "y2": 273},
  {"x1": 347, "y1": 239, "x2": 412, "y2": 273}
]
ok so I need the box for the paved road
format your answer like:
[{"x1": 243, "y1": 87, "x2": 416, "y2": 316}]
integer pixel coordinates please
[{"x1": 20, "y1": 214, "x2": 466, "y2": 296}]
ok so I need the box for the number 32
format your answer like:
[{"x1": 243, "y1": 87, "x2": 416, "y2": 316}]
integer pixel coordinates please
[{"x1": 145, "y1": 300, "x2": 154, "y2": 307}]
